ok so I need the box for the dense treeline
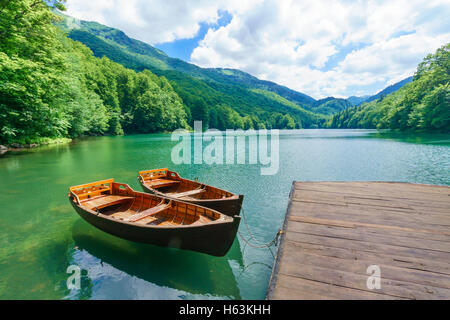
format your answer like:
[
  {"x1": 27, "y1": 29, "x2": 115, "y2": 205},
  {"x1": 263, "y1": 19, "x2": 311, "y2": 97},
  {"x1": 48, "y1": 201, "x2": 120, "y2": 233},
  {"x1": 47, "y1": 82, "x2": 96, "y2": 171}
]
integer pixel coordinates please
[
  {"x1": 309, "y1": 97, "x2": 353, "y2": 115},
  {"x1": 67, "y1": 23, "x2": 327, "y2": 130},
  {"x1": 169, "y1": 74, "x2": 323, "y2": 130},
  {"x1": 330, "y1": 44, "x2": 450, "y2": 132},
  {"x1": 0, "y1": 0, "x2": 188, "y2": 145}
]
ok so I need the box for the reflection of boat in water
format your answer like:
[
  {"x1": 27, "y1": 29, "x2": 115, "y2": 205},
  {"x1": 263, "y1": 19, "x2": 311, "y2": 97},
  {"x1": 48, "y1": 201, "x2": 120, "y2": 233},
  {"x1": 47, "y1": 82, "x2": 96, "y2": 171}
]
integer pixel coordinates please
[{"x1": 71, "y1": 219, "x2": 242, "y2": 299}]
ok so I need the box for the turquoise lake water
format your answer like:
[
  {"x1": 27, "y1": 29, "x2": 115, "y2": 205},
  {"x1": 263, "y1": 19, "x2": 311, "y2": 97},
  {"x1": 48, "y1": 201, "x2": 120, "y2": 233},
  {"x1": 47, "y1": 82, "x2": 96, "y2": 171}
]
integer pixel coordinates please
[{"x1": 0, "y1": 129, "x2": 449, "y2": 299}]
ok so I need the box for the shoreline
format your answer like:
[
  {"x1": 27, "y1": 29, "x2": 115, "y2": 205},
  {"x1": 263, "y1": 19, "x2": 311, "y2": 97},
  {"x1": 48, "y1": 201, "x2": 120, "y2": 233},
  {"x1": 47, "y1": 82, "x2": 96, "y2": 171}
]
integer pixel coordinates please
[
  {"x1": 0, "y1": 137, "x2": 72, "y2": 154},
  {"x1": 1, "y1": 129, "x2": 448, "y2": 156}
]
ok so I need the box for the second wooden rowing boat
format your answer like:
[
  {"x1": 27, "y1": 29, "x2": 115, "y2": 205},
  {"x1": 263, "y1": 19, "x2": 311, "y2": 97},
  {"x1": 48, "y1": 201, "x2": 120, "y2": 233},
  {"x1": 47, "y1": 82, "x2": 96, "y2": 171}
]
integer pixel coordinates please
[{"x1": 138, "y1": 168, "x2": 244, "y2": 217}]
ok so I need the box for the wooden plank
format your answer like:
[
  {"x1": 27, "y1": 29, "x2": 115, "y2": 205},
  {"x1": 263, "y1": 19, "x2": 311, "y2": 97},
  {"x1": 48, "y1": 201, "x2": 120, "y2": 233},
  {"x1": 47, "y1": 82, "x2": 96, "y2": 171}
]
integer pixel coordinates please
[
  {"x1": 291, "y1": 191, "x2": 450, "y2": 216},
  {"x1": 292, "y1": 189, "x2": 450, "y2": 211},
  {"x1": 267, "y1": 181, "x2": 450, "y2": 300},
  {"x1": 284, "y1": 240, "x2": 450, "y2": 275},
  {"x1": 287, "y1": 220, "x2": 450, "y2": 252},
  {"x1": 294, "y1": 181, "x2": 450, "y2": 195},
  {"x1": 289, "y1": 216, "x2": 450, "y2": 241},
  {"x1": 146, "y1": 179, "x2": 180, "y2": 188},
  {"x1": 70, "y1": 179, "x2": 114, "y2": 192},
  {"x1": 170, "y1": 188, "x2": 206, "y2": 198},
  {"x1": 83, "y1": 195, "x2": 133, "y2": 211},
  {"x1": 139, "y1": 168, "x2": 168, "y2": 175},
  {"x1": 285, "y1": 231, "x2": 450, "y2": 261},
  {"x1": 271, "y1": 285, "x2": 337, "y2": 300},
  {"x1": 278, "y1": 260, "x2": 450, "y2": 299},
  {"x1": 289, "y1": 202, "x2": 450, "y2": 233},
  {"x1": 290, "y1": 199, "x2": 450, "y2": 224},
  {"x1": 275, "y1": 274, "x2": 399, "y2": 300},
  {"x1": 125, "y1": 203, "x2": 170, "y2": 222},
  {"x1": 281, "y1": 245, "x2": 450, "y2": 289}
]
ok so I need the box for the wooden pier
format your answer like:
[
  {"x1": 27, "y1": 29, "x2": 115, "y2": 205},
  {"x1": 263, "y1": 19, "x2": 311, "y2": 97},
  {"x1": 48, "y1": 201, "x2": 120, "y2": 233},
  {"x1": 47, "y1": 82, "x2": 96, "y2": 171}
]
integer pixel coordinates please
[{"x1": 267, "y1": 181, "x2": 450, "y2": 300}]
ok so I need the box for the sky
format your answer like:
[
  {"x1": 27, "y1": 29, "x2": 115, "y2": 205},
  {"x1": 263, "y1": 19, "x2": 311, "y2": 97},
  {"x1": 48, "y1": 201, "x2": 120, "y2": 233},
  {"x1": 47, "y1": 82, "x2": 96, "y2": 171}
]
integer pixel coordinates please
[{"x1": 65, "y1": 0, "x2": 450, "y2": 99}]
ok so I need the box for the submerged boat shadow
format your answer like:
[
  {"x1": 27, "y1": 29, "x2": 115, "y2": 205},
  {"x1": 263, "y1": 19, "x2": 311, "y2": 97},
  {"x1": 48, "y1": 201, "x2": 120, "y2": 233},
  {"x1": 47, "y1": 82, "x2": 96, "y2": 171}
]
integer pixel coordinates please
[{"x1": 71, "y1": 219, "x2": 243, "y2": 299}]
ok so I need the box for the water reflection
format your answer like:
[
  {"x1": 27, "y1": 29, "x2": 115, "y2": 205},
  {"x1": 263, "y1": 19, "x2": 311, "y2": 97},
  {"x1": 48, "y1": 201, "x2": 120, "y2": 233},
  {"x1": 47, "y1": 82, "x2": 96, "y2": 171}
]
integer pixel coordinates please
[
  {"x1": 373, "y1": 131, "x2": 450, "y2": 146},
  {"x1": 276, "y1": 129, "x2": 450, "y2": 146},
  {"x1": 70, "y1": 219, "x2": 243, "y2": 299}
]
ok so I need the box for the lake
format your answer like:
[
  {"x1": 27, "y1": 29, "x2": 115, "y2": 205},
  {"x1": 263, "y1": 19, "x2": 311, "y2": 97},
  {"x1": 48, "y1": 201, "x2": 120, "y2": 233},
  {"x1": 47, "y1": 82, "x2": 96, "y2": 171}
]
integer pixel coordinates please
[{"x1": 0, "y1": 129, "x2": 449, "y2": 299}]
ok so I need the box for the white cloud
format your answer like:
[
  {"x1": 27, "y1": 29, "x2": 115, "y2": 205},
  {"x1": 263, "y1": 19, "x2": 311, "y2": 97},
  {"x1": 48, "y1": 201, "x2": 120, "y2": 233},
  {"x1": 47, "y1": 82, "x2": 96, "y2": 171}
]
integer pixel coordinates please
[
  {"x1": 191, "y1": 0, "x2": 450, "y2": 98},
  {"x1": 65, "y1": 0, "x2": 261, "y2": 43},
  {"x1": 66, "y1": 0, "x2": 226, "y2": 43},
  {"x1": 66, "y1": 0, "x2": 450, "y2": 99}
]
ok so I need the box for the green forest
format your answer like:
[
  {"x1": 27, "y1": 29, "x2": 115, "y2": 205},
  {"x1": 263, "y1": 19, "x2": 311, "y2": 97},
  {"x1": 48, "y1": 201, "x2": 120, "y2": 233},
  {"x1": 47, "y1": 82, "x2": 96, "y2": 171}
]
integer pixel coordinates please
[
  {"x1": 0, "y1": 1, "x2": 448, "y2": 146},
  {"x1": 0, "y1": 0, "x2": 190, "y2": 145},
  {"x1": 330, "y1": 43, "x2": 450, "y2": 132}
]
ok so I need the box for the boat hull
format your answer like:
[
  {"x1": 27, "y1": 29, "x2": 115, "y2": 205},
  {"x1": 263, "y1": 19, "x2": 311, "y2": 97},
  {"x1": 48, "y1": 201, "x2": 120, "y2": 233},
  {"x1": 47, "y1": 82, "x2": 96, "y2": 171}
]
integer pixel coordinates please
[
  {"x1": 70, "y1": 199, "x2": 241, "y2": 257},
  {"x1": 140, "y1": 183, "x2": 244, "y2": 217}
]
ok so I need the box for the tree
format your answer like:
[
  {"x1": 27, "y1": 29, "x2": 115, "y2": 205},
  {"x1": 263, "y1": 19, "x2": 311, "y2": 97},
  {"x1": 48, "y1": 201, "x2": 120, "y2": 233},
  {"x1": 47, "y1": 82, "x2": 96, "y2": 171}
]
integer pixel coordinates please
[
  {"x1": 190, "y1": 97, "x2": 209, "y2": 129},
  {"x1": 329, "y1": 43, "x2": 450, "y2": 133},
  {"x1": 0, "y1": 0, "x2": 69, "y2": 143},
  {"x1": 0, "y1": 1, "x2": 190, "y2": 143},
  {"x1": 420, "y1": 83, "x2": 450, "y2": 130}
]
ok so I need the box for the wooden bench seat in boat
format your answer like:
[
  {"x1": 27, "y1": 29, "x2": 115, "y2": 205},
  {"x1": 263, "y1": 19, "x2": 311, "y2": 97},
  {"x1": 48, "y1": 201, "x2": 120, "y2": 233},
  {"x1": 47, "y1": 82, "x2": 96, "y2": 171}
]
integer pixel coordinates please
[
  {"x1": 124, "y1": 203, "x2": 170, "y2": 222},
  {"x1": 169, "y1": 188, "x2": 206, "y2": 199},
  {"x1": 146, "y1": 179, "x2": 181, "y2": 188},
  {"x1": 82, "y1": 195, "x2": 133, "y2": 211},
  {"x1": 191, "y1": 215, "x2": 213, "y2": 225},
  {"x1": 156, "y1": 215, "x2": 210, "y2": 226}
]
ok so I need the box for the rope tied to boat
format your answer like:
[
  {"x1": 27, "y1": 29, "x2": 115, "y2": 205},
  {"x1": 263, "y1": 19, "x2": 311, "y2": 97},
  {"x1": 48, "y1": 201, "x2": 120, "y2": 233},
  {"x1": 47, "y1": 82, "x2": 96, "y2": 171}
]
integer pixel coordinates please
[{"x1": 238, "y1": 207, "x2": 284, "y2": 249}]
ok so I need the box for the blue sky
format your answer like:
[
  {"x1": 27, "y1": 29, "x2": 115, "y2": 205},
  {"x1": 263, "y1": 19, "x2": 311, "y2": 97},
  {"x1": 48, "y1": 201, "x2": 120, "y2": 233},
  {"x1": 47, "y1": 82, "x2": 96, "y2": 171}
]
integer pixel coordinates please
[
  {"x1": 154, "y1": 10, "x2": 232, "y2": 62},
  {"x1": 66, "y1": 0, "x2": 450, "y2": 99}
]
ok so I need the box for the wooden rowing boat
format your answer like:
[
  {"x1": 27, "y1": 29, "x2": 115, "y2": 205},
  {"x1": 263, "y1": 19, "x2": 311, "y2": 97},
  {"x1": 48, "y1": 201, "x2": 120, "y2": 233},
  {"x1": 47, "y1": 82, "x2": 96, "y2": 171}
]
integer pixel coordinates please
[
  {"x1": 68, "y1": 179, "x2": 241, "y2": 256},
  {"x1": 138, "y1": 168, "x2": 244, "y2": 217}
]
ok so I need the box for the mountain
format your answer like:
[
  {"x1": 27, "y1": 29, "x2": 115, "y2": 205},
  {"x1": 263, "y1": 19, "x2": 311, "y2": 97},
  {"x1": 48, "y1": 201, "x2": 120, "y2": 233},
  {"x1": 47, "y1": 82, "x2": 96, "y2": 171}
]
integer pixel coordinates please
[
  {"x1": 57, "y1": 13, "x2": 415, "y2": 126},
  {"x1": 348, "y1": 77, "x2": 413, "y2": 106},
  {"x1": 363, "y1": 76, "x2": 413, "y2": 104},
  {"x1": 329, "y1": 43, "x2": 449, "y2": 132},
  {"x1": 57, "y1": 14, "x2": 326, "y2": 129},
  {"x1": 64, "y1": 19, "x2": 317, "y2": 107},
  {"x1": 309, "y1": 97, "x2": 353, "y2": 115},
  {"x1": 347, "y1": 95, "x2": 370, "y2": 106}
]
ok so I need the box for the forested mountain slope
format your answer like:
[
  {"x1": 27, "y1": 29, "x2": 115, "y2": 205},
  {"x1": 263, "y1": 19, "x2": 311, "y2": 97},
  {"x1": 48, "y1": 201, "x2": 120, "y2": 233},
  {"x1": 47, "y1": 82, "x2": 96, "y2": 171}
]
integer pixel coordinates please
[
  {"x1": 61, "y1": 17, "x2": 316, "y2": 106},
  {"x1": 60, "y1": 15, "x2": 327, "y2": 129},
  {"x1": 330, "y1": 44, "x2": 449, "y2": 132},
  {"x1": 347, "y1": 95, "x2": 370, "y2": 106},
  {"x1": 363, "y1": 76, "x2": 413, "y2": 104},
  {"x1": 347, "y1": 77, "x2": 413, "y2": 107},
  {"x1": 309, "y1": 97, "x2": 353, "y2": 115}
]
